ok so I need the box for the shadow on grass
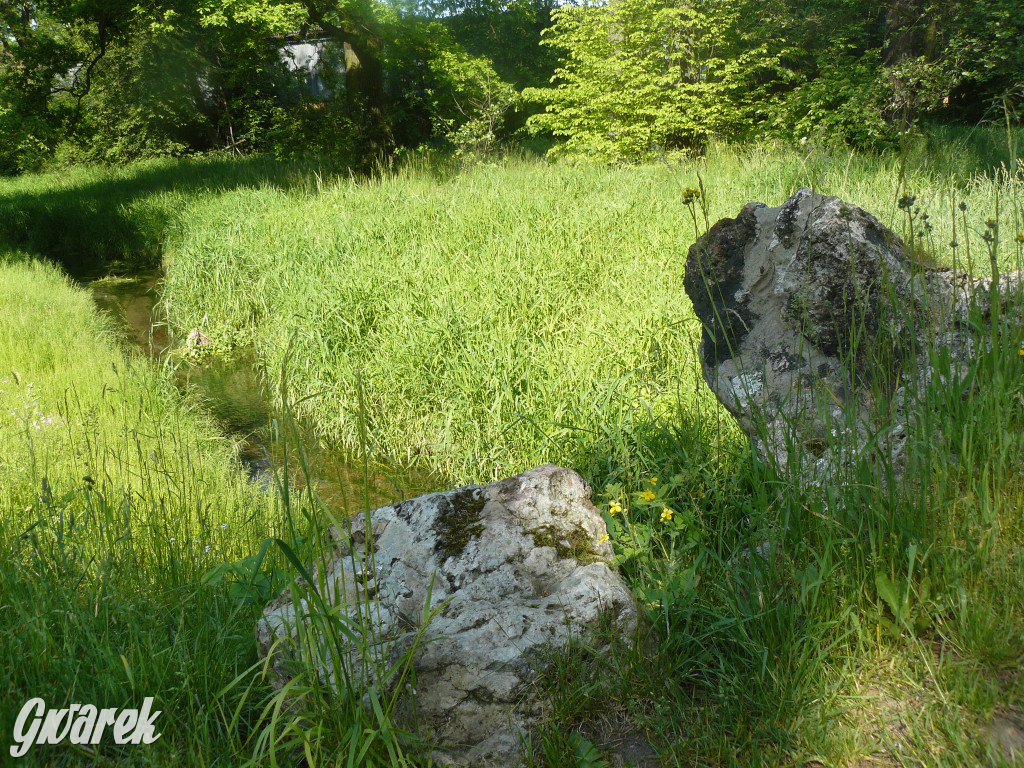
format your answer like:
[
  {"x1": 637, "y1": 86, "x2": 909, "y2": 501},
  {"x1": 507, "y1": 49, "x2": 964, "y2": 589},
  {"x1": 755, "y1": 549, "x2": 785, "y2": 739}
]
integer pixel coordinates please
[
  {"x1": 0, "y1": 154, "x2": 345, "y2": 278},
  {"x1": 547, "y1": 408, "x2": 843, "y2": 760}
]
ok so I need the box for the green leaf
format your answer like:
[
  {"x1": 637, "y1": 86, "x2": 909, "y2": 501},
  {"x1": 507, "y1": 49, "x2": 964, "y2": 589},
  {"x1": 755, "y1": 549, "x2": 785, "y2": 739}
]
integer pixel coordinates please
[
  {"x1": 875, "y1": 572, "x2": 903, "y2": 621},
  {"x1": 568, "y1": 733, "x2": 607, "y2": 768}
]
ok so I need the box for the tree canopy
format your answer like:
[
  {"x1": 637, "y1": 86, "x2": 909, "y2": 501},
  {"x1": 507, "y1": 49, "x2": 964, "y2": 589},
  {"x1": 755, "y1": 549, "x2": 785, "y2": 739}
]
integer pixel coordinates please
[
  {"x1": 0, "y1": 0, "x2": 1020, "y2": 172},
  {"x1": 525, "y1": 0, "x2": 1024, "y2": 161}
]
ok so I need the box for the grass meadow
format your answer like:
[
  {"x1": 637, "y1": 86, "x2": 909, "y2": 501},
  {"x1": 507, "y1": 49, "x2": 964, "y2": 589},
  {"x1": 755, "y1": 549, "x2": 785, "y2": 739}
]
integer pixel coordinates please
[
  {"x1": 1, "y1": 125, "x2": 1023, "y2": 766},
  {"x1": 0, "y1": 255, "x2": 284, "y2": 764}
]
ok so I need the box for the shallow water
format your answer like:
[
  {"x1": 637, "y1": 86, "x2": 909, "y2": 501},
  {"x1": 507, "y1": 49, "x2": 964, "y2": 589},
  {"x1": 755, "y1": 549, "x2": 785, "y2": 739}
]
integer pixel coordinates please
[{"x1": 87, "y1": 270, "x2": 434, "y2": 512}]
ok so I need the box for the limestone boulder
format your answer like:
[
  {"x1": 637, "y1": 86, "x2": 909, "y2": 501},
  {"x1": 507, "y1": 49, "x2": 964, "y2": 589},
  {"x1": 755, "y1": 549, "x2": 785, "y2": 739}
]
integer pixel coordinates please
[
  {"x1": 683, "y1": 187, "x2": 1022, "y2": 479},
  {"x1": 257, "y1": 464, "x2": 637, "y2": 765}
]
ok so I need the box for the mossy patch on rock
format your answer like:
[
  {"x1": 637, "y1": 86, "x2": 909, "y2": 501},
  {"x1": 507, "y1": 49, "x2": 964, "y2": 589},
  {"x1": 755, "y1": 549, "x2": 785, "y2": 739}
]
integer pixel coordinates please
[
  {"x1": 527, "y1": 523, "x2": 598, "y2": 564},
  {"x1": 433, "y1": 487, "x2": 486, "y2": 559}
]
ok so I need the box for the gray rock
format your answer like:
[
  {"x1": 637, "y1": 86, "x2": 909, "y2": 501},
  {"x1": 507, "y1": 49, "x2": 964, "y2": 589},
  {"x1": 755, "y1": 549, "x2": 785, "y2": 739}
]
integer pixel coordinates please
[
  {"x1": 683, "y1": 187, "x2": 1022, "y2": 480},
  {"x1": 257, "y1": 464, "x2": 637, "y2": 765},
  {"x1": 185, "y1": 327, "x2": 212, "y2": 349}
]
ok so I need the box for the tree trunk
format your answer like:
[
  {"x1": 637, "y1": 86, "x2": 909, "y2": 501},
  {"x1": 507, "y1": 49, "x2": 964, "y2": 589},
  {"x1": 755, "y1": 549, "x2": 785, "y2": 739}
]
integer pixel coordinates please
[
  {"x1": 883, "y1": 0, "x2": 925, "y2": 66},
  {"x1": 343, "y1": 38, "x2": 384, "y2": 117},
  {"x1": 301, "y1": 1, "x2": 392, "y2": 152},
  {"x1": 882, "y1": 0, "x2": 927, "y2": 129}
]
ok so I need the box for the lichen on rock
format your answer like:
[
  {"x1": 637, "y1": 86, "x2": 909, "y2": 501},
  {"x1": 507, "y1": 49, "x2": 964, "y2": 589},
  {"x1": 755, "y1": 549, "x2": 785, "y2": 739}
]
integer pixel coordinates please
[{"x1": 433, "y1": 487, "x2": 487, "y2": 560}]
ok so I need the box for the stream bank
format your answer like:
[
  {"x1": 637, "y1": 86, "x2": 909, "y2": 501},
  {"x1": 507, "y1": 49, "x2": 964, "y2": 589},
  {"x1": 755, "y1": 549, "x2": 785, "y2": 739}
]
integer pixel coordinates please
[{"x1": 87, "y1": 270, "x2": 435, "y2": 512}]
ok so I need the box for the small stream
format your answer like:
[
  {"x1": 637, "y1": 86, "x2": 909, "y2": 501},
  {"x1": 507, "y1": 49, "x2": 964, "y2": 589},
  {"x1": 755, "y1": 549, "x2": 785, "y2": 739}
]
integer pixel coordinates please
[{"x1": 88, "y1": 271, "x2": 433, "y2": 510}]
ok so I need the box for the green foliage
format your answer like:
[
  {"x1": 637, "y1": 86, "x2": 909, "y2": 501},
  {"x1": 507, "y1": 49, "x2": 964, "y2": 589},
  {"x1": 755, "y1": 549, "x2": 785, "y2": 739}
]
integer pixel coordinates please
[
  {"x1": 425, "y1": 0, "x2": 558, "y2": 88},
  {"x1": 2, "y1": 0, "x2": 1024, "y2": 169},
  {"x1": 428, "y1": 44, "x2": 520, "y2": 159},
  {"x1": 524, "y1": 0, "x2": 1022, "y2": 158},
  {"x1": 523, "y1": 726, "x2": 609, "y2": 768},
  {"x1": 70, "y1": 30, "x2": 203, "y2": 164},
  {"x1": 262, "y1": 103, "x2": 362, "y2": 163},
  {"x1": 939, "y1": 0, "x2": 1024, "y2": 113},
  {"x1": 770, "y1": 50, "x2": 897, "y2": 148},
  {"x1": 524, "y1": 0, "x2": 790, "y2": 161},
  {"x1": 198, "y1": 0, "x2": 306, "y2": 34},
  {"x1": 0, "y1": 3, "x2": 85, "y2": 173},
  {"x1": 0, "y1": 107, "x2": 57, "y2": 175}
]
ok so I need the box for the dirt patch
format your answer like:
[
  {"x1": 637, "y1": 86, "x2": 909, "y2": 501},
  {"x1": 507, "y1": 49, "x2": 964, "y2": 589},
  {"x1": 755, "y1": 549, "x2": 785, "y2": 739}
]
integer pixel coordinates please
[
  {"x1": 988, "y1": 712, "x2": 1024, "y2": 764},
  {"x1": 578, "y1": 711, "x2": 660, "y2": 768}
]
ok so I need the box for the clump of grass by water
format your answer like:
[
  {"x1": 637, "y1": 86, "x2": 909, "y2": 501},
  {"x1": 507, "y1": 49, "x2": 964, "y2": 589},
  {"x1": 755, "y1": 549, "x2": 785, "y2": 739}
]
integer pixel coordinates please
[
  {"x1": 0, "y1": 255, "x2": 283, "y2": 763},
  {"x1": 159, "y1": 133, "x2": 1021, "y2": 489}
]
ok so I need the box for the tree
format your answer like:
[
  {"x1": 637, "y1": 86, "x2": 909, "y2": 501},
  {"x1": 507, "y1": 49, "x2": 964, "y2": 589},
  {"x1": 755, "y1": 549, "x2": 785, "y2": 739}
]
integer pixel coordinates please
[
  {"x1": 524, "y1": 0, "x2": 791, "y2": 162},
  {"x1": 420, "y1": 0, "x2": 560, "y2": 89},
  {"x1": 0, "y1": 0, "x2": 139, "y2": 171},
  {"x1": 938, "y1": 0, "x2": 1024, "y2": 119},
  {"x1": 202, "y1": 0, "x2": 523, "y2": 158},
  {"x1": 427, "y1": 43, "x2": 519, "y2": 159}
]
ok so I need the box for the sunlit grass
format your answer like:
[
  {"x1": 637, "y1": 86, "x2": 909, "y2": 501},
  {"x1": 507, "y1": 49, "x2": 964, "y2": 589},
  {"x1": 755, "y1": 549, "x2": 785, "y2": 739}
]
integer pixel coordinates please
[
  {"x1": 0, "y1": 256, "x2": 283, "y2": 763},
  {"x1": 0, "y1": 255, "x2": 439, "y2": 766},
  {"x1": 1, "y1": 127, "x2": 1022, "y2": 765},
  {"x1": 163, "y1": 135, "x2": 1022, "y2": 485}
]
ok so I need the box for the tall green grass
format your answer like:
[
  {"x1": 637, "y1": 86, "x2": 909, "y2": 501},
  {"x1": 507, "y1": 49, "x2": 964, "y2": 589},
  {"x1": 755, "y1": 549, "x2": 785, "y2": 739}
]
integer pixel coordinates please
[
  {"x1": 0, "y1": 255, "x2": 445, "y2": 766},
  {"x1": 0, "y1": 255, "x2": 278, "y2": 763},
  {"x1": 1, "y1": 126, "x2": 1023, "y2": 765},
  {"x1": 157, "y1": 139, "x2": 1024, "y2": 766},
  {"x1": 0, "y1": 156, "x2": 344, "y2": 276},
  {"x1": 161, "y1": 137, "x2": 1022, "y2": 485}
]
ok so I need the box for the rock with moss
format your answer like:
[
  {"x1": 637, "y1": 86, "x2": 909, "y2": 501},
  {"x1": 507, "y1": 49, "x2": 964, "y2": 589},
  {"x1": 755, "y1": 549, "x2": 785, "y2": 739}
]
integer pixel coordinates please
[
  {"x1": 256, "y1": 464, "x2": 636, "y2": 766},
  {"x1": 684, "y1": 187, "x2": 1022, "y2": 481}
]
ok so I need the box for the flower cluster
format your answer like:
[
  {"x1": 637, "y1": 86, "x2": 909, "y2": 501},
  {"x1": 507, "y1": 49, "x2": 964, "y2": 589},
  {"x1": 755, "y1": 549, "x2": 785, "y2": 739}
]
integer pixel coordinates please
[
  {"x1": 605, "y1": 475, "x2": 689, "y2": 527},
  {"x1": 598, "y1": 471, "x2": 710, "y2": 566}
]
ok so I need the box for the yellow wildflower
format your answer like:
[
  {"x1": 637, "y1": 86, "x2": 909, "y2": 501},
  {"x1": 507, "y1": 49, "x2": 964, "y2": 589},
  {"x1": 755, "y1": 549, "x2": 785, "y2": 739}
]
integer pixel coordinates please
[
  {"x1": 1019, "y1": 348, "x2": 1024, "y2": 357},
  {"x1": 649, "y1": 477, "x2": 658, "y2": 485},
  {"x1": 660, "y1": 507, "x2": 674, "y2": 522},
  {"x1": 598, "y1": 534, "x2": 610, "y2": 544},
  {"x1": 640, "y1": 490, "x2": 656, "y2": 502},
  {"x1": 609, "y1": 501, "x2": 622, "y2": 517}
]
